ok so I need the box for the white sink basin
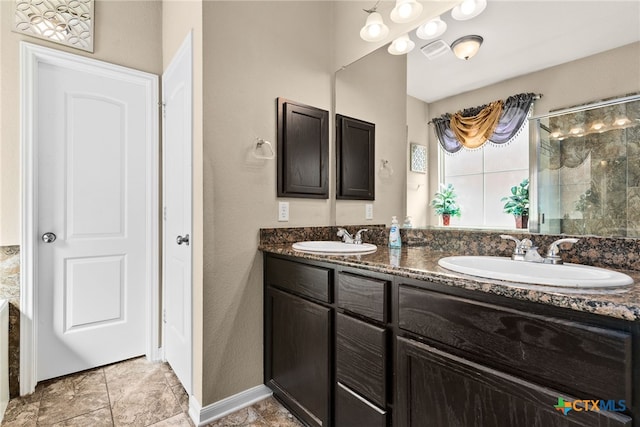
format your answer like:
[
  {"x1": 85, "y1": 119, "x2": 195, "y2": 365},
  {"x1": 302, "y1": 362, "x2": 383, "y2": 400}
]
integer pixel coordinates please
[
  {"x1": 438, "y1": 256, "x2": 634, "y2": 288},
  {"x1": 292, "y1": 241, "x2": 377, "y2": 255}
]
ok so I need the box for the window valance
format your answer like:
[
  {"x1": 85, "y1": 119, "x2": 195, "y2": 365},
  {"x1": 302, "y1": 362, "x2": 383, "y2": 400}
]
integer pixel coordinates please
[{"x1": 432, "y1": 92, "x2": 539, "y2": 154}]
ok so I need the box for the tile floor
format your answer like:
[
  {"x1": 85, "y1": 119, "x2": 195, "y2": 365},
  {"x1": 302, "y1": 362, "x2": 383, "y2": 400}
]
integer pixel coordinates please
[{"x1": 1, "y1": 357, "x2": 303, "y2": 427}]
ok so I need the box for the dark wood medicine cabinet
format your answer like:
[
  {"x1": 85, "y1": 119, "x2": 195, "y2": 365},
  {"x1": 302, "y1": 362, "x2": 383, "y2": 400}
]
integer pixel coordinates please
[
  {"x1": 277, "y1": 97, "x2": 329, "y2": 199},
  {"x1": 336, "y1": 114, "x2": 375, "y2": 200}
]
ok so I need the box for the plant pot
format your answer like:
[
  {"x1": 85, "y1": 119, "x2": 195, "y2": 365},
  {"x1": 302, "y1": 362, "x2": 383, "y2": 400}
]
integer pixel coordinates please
[
  {"x1": 442, "y1": 214, "x2": 451, "y2": 226},
  {"x1": 515, "y1": 214, "x2": 529, "y2": 229}
]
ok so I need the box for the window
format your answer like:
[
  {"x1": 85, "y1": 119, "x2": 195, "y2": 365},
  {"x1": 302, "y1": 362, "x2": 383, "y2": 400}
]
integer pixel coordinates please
[{"x1": 441, "y1": 121, "x2": 529, "y2": 228}]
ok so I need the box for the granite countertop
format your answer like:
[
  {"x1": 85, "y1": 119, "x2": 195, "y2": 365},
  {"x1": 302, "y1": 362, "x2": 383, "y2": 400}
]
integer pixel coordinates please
[{"x1": 260, "y1": 243, "x2": 640, "y2": 322}]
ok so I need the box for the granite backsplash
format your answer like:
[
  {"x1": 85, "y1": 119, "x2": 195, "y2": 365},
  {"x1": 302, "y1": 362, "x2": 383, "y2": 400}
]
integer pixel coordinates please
[{"x1": 259, "y1": 226, "x2": 640, "y2": 272}]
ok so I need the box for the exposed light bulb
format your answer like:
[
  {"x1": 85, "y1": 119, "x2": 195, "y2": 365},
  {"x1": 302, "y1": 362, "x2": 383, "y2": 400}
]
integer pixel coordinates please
[
  {"x1": 367, "y1": 23, "x2": 381, "y2": 38},
  {"x1": 460, "y1": 0, "x2": 476, "y2": 16},
  {"x1": 615, "y1": 117, "x2": 630, "y2": 126},
  {"x1": 398, "y1": 3, "x2": 413, "y2": 19},
  {"x1": 570, "y1": 127, "x2": 583, "y2": 135},
  {"x1": 390, "y1": 0, "x2": 423, "y2": 24},
  {"x1": 591, "y1": 122, "x2": 605, "y2": 131},
  {"x1": 360, "y1": 12, "x2": 389, "y2": 42},
  {"x1": 416, "y1": 17, "x2": 447, "y2": 40},
  {"x1": 550, "y1": 131, "x2": 562, "y2": 139},
  {"x1": 423, "y1": 21, "x2": 438, "y2": 36},
  {"x1": 387, "y1": 34, "x2": 415, "y2": 55}
]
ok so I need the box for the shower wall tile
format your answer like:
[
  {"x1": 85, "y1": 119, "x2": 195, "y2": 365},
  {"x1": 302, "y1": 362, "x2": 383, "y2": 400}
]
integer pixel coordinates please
[{"x1": 0, "y1": 245, "x2": 20, "y2": 398}]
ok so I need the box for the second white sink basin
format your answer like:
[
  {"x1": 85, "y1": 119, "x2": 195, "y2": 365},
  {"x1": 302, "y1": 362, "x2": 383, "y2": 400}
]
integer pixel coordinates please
[
  {"x1": 293, "y1": 241, "x2": 377, "y2": 255},
  {"x1": 438, "y1": 256, "x2": 633, "y2": 288}
]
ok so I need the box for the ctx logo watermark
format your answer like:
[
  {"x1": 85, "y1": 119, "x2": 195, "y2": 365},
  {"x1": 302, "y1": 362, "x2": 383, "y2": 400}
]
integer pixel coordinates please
[{"x1": 554, "y1": 398, "x2": 627, "y2": 415}]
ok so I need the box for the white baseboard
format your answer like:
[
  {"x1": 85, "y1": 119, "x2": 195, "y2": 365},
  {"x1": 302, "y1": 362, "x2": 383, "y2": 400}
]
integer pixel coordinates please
[{"x1": 188, "y1": 384, "x2": 273, "y2": 426}]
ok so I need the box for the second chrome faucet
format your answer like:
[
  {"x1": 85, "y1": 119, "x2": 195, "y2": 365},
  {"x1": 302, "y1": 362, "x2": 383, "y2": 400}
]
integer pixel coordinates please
[{"x1": 501, "y1": 235, "x2": 579, "y2": 265}]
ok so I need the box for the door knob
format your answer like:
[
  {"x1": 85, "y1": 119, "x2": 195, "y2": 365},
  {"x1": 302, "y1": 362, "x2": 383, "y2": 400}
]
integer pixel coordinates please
[
  {"x1": 176, "y1": 234, "x2": 190, "y2": 246},
  {"x1": 42, "y1": 232, "x2": 57, "y2": 243}
]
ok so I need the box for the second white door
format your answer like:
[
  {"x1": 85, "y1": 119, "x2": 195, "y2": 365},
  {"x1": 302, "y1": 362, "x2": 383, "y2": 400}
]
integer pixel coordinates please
[{"x1": 162, "y1": 33, "x2": 193, "y2": 393}]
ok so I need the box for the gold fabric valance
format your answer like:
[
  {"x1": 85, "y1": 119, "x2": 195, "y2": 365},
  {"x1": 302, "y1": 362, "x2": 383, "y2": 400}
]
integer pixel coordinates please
[{"x1": 449, "y1": 100, "x2": 503, "y2": 149}]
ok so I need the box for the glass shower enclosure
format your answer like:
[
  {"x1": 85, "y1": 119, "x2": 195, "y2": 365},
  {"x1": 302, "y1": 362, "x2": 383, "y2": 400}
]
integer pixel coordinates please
[{"x1": 529, "y1": 94, "x2": 640, "y2": 237}]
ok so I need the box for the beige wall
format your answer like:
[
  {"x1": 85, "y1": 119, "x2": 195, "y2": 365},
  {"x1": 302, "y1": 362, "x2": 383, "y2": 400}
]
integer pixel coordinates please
[
  {"x1": 162, "y1": 0, "x2": 204, "y2": 404},
  {"x1": 201, "y1": 1, "x2": 334, "y2": 405},
  {"x1": 406, "y1": 95, "x2": 429, "y2": 227},
  {"x1": 335, "y1": 47, "x2": 407, "y2": 225},
  {"x1": 426, "y1": 42, "x2": 640, "y2": 225},
  {"x1": 0, "y1": 0, "x2": 162, "y2": 245}
]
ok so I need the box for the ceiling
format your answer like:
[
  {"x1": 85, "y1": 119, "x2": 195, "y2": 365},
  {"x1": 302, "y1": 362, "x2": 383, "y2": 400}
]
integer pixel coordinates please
[{"x1": 407, "y1": 1, "x2": 640, "y2": 103}]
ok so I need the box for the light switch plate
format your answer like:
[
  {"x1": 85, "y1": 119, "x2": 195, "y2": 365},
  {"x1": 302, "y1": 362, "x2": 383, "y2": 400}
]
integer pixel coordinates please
[
  {"x1": 365, "y1": 204, "x2": 373, "y2": 220},
  {"x1": 278, "y1": 202, "x2": 289, "y2": 222}
]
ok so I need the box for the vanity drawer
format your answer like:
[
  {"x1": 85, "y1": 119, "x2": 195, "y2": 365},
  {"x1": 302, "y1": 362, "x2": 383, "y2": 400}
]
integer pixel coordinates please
[
  {"x1": 266, "y1": 256, "x2": 332, "y2": 303},
  {"x1": 398, "y1": 285, "x2": 632, "y2": 402},
  {"x1": 336, "y1": 312, "x2": 387, "y2": 407},
  {"x1": 335, "y1": 382, "x2": 387, "y2": 427},
  {"x1": 337, "y1": 272, "x2": 388, "y2": 323}
]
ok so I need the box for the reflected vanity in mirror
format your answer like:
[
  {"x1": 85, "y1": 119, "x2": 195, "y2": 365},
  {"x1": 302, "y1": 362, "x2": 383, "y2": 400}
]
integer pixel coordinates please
[
  {"x1": 530, "y1": 94, "x2": 640, "y2": 237},
  {"x1": 334, "y1": 1, "x2": 640, "y2": 237}
]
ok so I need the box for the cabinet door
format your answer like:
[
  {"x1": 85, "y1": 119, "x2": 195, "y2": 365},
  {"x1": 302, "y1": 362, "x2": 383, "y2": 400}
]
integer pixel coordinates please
[
  {"x1": 396, "y1": 337, "x2": 631, "y2": 427},
  {"x1": 336, "y1": 114, "x2": 375, "y2": 200},
  {"x1": 266, "y1": 287, "x2": 331, "y2": 427},
  {"x1": 277, "y1": 98, "x2": 329, "y2": 198}
]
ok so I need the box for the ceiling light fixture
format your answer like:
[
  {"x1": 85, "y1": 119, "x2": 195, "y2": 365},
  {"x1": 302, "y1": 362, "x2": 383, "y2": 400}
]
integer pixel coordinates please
[
  {"x1": 451, "y1": 0, "x2": 487, "y2": 21},
  {"x1": 360, "y1": 10, "x2": 390, "y2": 42},
  {"x1": 451, "y1": 35, "x2": 483, "y2": 60},
  {"x1": 388, "y1": 34, "x2": 415, "y2": 55},
  {"x1": 416, "y1": 16, "x2": 447, "y2": 40},
  {"x1": 390, "y1": 0, "x2": 423, "y2": 24}
]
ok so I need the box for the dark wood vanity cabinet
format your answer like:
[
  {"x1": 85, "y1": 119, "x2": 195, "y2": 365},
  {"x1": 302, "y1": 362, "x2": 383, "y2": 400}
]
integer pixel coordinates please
[
  {"x1": 335, "y1": 272, "x2": 390, "y2": 426},
  {"x1": 395, "y1": 282, "x2": 635, "y2": 427},
  {"x1": 264, "y1": 254, "x2": 638, "y2": 427},
  {"x1": 264, "y1": 257, "x2": 333, "y2": 427}
]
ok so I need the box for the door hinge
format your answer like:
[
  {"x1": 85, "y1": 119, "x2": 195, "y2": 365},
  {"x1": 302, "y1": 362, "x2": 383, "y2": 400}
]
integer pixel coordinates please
[
  {"x1": 159, "y1": 101, "x2": 166, "y2": 118},
  {"x1": 163, "y1": 309, "x2": 167, "y2": 323},
  {"x1": 163, "y1": 206, "x2": 167, "y2": 221}
]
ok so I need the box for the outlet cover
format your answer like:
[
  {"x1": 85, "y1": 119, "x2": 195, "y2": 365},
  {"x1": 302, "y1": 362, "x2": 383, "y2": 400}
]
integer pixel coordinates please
[
  {"x1": 365, "y1": 204, "x2": 373, "y2": 220},
  {"x1": 278, "y1": 202, "x2": 289, "y2": 222}
]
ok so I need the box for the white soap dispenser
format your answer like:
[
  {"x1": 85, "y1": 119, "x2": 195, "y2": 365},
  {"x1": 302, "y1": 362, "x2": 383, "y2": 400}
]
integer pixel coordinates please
[{"x1": 389, "y1": 216, "x2": 402, "y2": 249}]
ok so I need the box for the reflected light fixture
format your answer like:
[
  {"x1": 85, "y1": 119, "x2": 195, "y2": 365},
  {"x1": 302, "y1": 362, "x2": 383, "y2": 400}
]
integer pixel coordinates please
[
  {"x1": 390, "y1": 0, "x2": 423, "y2": 24},
  {"x1": 451, "y1": 35, "x2": 483, "y2": 60},
  {"x1": 451, "y1": 0, "x2": 487, "y2": 21},
  {"x1": 416, "y1": 16, "x2": 447, "y2": 40},
  {"x1": 388, "y1": 34, "x2": 415, "y2": 55},
  {"x1": 360, "y1": 11, "x2": 390, "y2": 42}
]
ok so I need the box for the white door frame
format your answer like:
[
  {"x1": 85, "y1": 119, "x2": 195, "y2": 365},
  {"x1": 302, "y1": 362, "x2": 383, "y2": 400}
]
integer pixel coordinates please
[{"x1": 19, "y1": 42, "x2": 160, "y2": 395}]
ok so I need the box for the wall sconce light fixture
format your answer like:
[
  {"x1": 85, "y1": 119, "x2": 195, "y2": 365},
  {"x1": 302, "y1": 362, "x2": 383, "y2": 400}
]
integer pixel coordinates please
[
  {"x1": 451, "y1": 0, "x2": 487, "y2": 21},
  {"x1": 416, "y1": 16, "x2": 447, "y2": 40},
  {"x1": 360, "y1": 11, "x2": 390, "y2": 42},
  {"x1": 390, "y1": 0, "x2": 423, "y2": 24},
  {"x1": 451, "y1": 35, "x2": 483, "y2": 60},
  {"x1": 388, "y1": 34, "x2": 415, "y2": 55}
]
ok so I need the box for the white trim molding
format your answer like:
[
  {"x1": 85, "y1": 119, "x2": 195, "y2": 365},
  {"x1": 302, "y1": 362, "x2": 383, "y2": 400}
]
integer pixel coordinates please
[
  {"x1": 189, "y1": 385, "x2": 273, "y2": 426},
  {"x1": 19, "y1": 41, "x2": 160, "y2": 394}
]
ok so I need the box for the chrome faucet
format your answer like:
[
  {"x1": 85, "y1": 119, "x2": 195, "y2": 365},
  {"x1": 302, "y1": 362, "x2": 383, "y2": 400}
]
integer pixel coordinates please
[
  {"x1": 354, "y1": 229, "x2": 368, "y2": 244},
  {"x1": 337, "y1": 228, "x2": 354, "y2": 244},
  {"x1": 544, "y1": 238, "x2": 579, "y2": 264},
  {"x1": 500, "y1": 235, "x2": 533, "y2": 261},
  {"x1": 337, "y1": 228, "x2": 369, "y2": 244}
]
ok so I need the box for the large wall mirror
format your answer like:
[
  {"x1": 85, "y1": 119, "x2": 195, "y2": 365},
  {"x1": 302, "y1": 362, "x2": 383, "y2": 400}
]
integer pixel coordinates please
[{"x1": 334, "y1": 0, "x2": 640, "y2": 237}]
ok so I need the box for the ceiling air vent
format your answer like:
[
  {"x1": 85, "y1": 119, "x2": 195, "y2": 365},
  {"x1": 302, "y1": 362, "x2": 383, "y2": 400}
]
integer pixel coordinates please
[{"x1": 420, "y1": 39, "x2": 451, "y2": 60}]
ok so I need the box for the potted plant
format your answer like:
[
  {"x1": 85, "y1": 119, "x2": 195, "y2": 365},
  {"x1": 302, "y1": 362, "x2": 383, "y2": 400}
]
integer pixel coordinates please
[
  {"x1": 431, "y1": 183, "x2": 461, "y2": 226},
  {"x1": 501, "y1": 178, "x2": 529, "y2": 229}
]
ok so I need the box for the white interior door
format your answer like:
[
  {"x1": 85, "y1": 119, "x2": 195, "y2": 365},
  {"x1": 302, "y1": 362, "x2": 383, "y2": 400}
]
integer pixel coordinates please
[
  {"x1": 23, "y1": 43, "x2": 159, "y2": 383},
  {"x1": 162, "y1": 33, "x2": 193, "y2": 393}
]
